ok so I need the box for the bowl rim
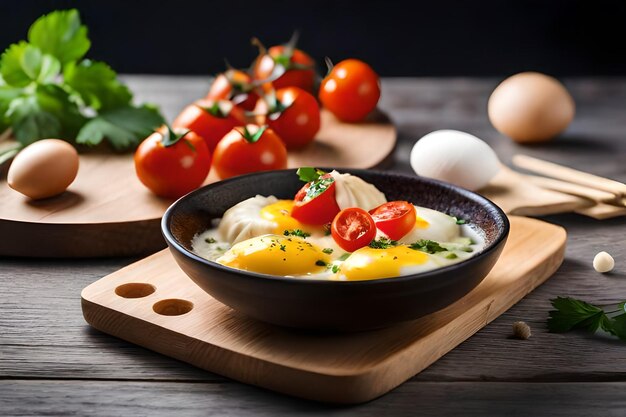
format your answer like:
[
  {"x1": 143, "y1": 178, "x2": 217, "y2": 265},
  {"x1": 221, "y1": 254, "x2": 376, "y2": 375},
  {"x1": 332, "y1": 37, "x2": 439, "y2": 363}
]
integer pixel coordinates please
[{"x1": 161, "y1": 168, "x2": 510, "y2": 286}]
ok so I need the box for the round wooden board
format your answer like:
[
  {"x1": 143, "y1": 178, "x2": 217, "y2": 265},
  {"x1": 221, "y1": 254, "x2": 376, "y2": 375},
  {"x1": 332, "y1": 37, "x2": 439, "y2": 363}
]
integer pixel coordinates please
[{"x1": 0, "y1": 109, "x2": 396, "y2": 257}]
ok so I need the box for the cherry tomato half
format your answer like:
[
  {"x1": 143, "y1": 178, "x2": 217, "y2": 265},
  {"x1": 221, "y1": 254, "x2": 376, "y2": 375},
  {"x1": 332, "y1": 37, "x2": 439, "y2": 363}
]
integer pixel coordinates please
[
  {"x1": 291, "y1": 173, "x2": 341, "y2": 225},
  {"x1": 172, "y1": 99, "x2": 245, "y2": 153},
  {"x1": 212, "y1": 124, "x2": 287, "y2": 180},
  {"x1": 369, "y1": 201, "x2": 417, "y2": 240},
  {"x1": 255, "y1": 87, "x2": 320, "y2": 149},
  {"x1": 253, "y1": 45, "x2": 315, "y2": 92},
  {"x1": 206, "y1": 69, "x2": 259, "y2": 112},
  {"x1": 331, "y1": 207, "x2": 377, "y2": 252},
  {"x1": 134, "y1": 128, "x2": 211, "y2": 199},
  {"x1": 319, "y1": 59, "x2": 381, "y2": 122}
]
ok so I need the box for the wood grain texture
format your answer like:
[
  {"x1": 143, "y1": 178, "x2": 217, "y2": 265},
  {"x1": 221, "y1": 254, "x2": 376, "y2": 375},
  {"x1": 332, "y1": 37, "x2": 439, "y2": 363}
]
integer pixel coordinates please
[
  {"x1": 3, "y1": 77, "x2": 626, "y2": 414},
  {"x1": 2, "y1": 380, "x2": 626, "y2": 417},
  {"x1": 0, "y1": 109, "x2": 395, "y2": 257},
  {"x1": 80, "y1": 216, "x2": 565, "y2": 403}
]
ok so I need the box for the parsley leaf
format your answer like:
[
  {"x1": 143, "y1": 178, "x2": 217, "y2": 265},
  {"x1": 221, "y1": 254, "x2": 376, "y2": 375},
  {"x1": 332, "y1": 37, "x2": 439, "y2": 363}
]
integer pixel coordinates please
[
  {"x1": 369, "y1": 237, "x2": 398, "y2": 249},
  {"x1": 28, "y1": 9, "x2": 90, "y2": 65},
  {"x1": 409, "y1": 239, "x2": 447, "y2": 254},
  {"x1": 322, "y1": 248, "x2": 333, "y2": 254},
  {"x1": 297, "y1": 167, "x2": 326, "y2": 183},
  {"x1": 548, "y1": 297, "x2": 626, "y2": 341},
  {"x1": 0, "y1": 9, "x2": 163, "y2": 150},
  {"x1": 76, "y1": 105, "x2": 163, "y2": 150}
]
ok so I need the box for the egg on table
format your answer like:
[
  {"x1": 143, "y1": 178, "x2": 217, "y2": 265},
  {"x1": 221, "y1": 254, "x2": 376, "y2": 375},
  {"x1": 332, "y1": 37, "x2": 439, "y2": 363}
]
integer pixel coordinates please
[{"x1": 192, "y1": 170, "x2": 484, "y2": 281}]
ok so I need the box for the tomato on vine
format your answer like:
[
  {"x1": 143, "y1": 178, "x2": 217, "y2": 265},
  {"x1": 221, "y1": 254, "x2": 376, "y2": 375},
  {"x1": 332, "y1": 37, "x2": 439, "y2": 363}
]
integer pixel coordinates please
[
  {"x1": 134, "y1": 126, "x2": 211, "y2": 199},
  {"x1": 252, "y1": 33, "x2": 316, "y2": 93},
  {"x1": 212, "y1": 124, "x2": 287, "y2": 179},
  {"x1": 319, "y1": 59, "x2": 381, "y2": 122},
  {"x1": 206, "y1": 69, "x2": 259, "y2": 112},
  {"x1": 172, "y1": 99, "x2": 244, "y2": 153},
  {"x1": 254, "y1": 86, "x2": 320, "y2": 149}
]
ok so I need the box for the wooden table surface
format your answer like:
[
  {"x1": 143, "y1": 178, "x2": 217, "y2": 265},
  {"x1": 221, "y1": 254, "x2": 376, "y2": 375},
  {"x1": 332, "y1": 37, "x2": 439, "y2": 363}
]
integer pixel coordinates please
[{"x1": 2, "y1": 77, "x2": 626, "y2": 416}]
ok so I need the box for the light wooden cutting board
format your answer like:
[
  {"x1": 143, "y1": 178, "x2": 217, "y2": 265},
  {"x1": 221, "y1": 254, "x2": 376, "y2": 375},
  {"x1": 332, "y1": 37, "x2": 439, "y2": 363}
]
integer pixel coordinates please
[
  {"x1": 82, "y1": 216, "x2": 566, "y2": 404},
  {"x1": 0, "y1": 110, "x2": 395, "y2": 257}
]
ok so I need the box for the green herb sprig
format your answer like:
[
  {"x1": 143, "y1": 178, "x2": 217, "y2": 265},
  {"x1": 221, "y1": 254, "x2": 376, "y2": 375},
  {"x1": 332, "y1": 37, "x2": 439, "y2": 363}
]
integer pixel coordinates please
[
  {"x1": 283, "y1": 229, "x2": 311, "y2": 238},
  {"x1": 548, "y1": 297, "x2": 626, "y2": 341},
  {"x1": 368, "y1": 237, "x2": 398, "y2": 249},
  {"x1": 0, "y1": 9, "x2": 164, "y2": 152}
]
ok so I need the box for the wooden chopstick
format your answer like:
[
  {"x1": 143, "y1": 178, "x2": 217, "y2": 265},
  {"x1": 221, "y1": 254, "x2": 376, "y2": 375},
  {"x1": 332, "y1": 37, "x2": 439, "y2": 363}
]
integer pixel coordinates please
[
  {"x1": 512, "y1": 154, "x2": 626, "y2": 197},
  {"x1": 523, "y1": 174, "x2": 619, "y2": 203}
]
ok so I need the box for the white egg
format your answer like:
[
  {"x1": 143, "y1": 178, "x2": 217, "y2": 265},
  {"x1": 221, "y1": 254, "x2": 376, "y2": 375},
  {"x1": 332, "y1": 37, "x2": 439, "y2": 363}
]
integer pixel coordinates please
[
  {"x1": 397, "y1": 206, "x2": 460, "y2": 243},
  {"x1": 410, "y1": 130, "x2": 500, "y2": 191}
]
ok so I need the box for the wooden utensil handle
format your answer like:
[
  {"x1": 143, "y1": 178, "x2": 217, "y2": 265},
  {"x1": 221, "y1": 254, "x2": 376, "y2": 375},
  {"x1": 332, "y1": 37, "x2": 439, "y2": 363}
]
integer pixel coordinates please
[
  {"x1": 523, "y1": 174, "x2": 619, "y2": 203},
  {"x1": 513, "y1": 155, "x2": 626, "y2": 197}
]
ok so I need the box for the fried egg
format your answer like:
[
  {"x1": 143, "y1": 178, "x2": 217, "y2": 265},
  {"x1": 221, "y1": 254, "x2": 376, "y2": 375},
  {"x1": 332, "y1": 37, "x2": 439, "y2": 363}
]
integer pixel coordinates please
[{"x1": 216, "y1": 235, "x2": 331, "y2": 276}]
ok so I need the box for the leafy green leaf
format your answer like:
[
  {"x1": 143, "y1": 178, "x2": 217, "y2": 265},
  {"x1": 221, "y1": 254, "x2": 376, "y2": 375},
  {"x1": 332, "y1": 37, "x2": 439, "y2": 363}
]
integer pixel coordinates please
[
  {"x1": 283, "y1": 229, "x2": 311, "y2": 238},
  {"x1": 0, "y1": 43, "x2": 61, "y2": 87},
  {"x1": 28, "y1": 9, "x2": 90, "y2": 65},
  {"x1": 0, "y1": 85, "x2": 23, "y2": 129},
  {"x1": 547, "y1": 297, "x2": 605, "y2": 333},
  {"x1": 35, "y1": 83, "x2": 85, "y2": 138},
  {"x1": 1, "y1": 42, "x2": 33, "y2": 87},
  {"x1": 6, "y1": 95, "x2": 61, "y2": 145},
  {"x1": 240, "y1": 125, "x2": 267, "y2": 143},
  {"x1": 297, "y1": 167, "x2": 326, "y2": 183},
  {"x1": 609, "y1": 313, "x2": 626, "y2": 341},
  {"x1": 64, "y1": 60, "x2": 131, "y2": 110},
  {"x1": 76, "y1": 104, "x2": 163, "y2": 150}
]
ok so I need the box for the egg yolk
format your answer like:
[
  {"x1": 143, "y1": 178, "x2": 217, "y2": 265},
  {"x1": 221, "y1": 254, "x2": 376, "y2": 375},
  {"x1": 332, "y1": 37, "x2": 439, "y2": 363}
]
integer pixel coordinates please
[
  {"x1": 339, "y1": 246, "x2": 428, "y2": 281},
  {"x1": 260, "y1": 200, "x2": 307, "y2": 234},
  {"x1": 415, "y1": 215, "x2": 429, "y2": 229},
  {"x1": 217, "y1": 235, "x2": 330, "y2": 276}
]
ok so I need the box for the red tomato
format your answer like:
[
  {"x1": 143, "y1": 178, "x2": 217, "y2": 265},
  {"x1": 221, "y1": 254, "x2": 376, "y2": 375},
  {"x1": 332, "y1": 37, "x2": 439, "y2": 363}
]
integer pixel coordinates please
[
  {"x1": 134, "y1": 128, "x2": 211, "y2": 199},
  {"x1": 331, "y1": 208, "x2": 377, "y2": 252},
  {"x1": 369, "y1": 201, "x2": 417, "y2": 240},
  {"x1": 172, "y1": 99, "x2": 245, "y2": 153},
  {"x1": 255, "y1": 87, "x2": 320, "y2": 149},
  {"x1": 212, "y1": 124, "x2": 287, "y2": 179},
  {"x1": 319, "y1": 59, "x2": 381, "y2": 122},
  {"x1": 253, "y1": 45, "x2": 315, "y2": 92},
  {"x1": 291, "y1": 173, "x2": 341, "y2": 225},
  {"x1": 206, "y1": 69, "x2": 259, "y2": 112}
]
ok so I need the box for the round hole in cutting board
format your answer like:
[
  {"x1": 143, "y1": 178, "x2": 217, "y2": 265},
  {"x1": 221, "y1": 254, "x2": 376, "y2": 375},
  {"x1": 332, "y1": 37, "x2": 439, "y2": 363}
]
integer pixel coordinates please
[
  {"x1": 115, "y1": 283, "x2": 156, "y2": 299},
  {"x1": 153, "y1": 299, "x2": 194, "y2": 316}
]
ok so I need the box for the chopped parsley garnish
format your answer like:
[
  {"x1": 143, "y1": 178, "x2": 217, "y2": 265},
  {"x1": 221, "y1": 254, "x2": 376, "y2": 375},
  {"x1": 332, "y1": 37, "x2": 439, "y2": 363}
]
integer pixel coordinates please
[
  {"x1": 315, "y1": 260, "x2": 327, "y2": 267},
  {"x1": 331, "y1": 264, "x2": 340, "y2": 273},
  {"x1": 445, "y1": 253, "x2": 458, "y2": 259},
  {"x1": 303, "y1": 176, "x2": 334, "y2": 202},
  {"x1": 283, "y1": 229, "x2": 310, "y2": 238},
  {"x1": 204, "y1": 237, "x2": 217, "y2": 244},
  {"x1": 455, "y1": 217, "x2": 467, "y2": 225},
  {"x1": 337, "y1": 253, "x2": 351, "y2": 261},
  {"x1": 279, "y1": 244, "x2": 286, "y2": 252},
  {"x1": 368, "y1": 237, "x2": 398, "y2": 249},
  {"x1": 322, "y1": 248, "x2": 334, "y2": 254},
  {"x1": 409, "y1": 239, "x2": 447, "y2": 254}
]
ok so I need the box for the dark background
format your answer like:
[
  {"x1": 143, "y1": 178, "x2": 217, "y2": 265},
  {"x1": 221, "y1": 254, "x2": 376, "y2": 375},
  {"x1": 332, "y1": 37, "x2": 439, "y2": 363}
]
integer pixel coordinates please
[{"x1": 2, "y1": 0, "x2": 626, "y2": 76}]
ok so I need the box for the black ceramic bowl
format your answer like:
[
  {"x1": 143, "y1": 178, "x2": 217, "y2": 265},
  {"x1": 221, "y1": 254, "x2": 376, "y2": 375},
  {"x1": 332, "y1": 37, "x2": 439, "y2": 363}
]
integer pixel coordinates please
[{"x1": 162, "y1": 169, "x2": 509, "y2": 331}]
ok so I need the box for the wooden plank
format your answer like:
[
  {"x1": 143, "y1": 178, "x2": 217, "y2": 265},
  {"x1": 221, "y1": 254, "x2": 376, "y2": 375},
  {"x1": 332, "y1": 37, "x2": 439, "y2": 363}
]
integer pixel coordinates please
[{"x1": 2, "y1": 380, "x2": 625, "y2": 417}]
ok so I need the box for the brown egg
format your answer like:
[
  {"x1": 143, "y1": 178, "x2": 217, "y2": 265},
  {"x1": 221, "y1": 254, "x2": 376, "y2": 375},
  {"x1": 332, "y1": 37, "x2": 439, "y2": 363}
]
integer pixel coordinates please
[
  {"x1": 488, "y1": 72, "x2": 575, "y2": 143},
  {"x1": 8, "y1": 139, "x2": 79, "y2": 199}
]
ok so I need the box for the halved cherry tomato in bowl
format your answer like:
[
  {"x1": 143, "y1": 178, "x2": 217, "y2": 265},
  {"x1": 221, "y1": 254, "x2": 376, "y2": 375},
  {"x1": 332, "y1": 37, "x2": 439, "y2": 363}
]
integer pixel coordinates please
[
  {"x1": 134, "y1": 127, "x2": 211, "y2": 199},
  {"x1": 291, "y1": 173, "x2": 341, "y2": 225},
  {"x1": 172, "y1": 99, "x2": 245, "y2": 153},
  {"x1": 369, "y1": 201, "x2": 417, "y2": 240},
  {"x1": 331, "y1": 207, "x2": 377, "y2": 252}
]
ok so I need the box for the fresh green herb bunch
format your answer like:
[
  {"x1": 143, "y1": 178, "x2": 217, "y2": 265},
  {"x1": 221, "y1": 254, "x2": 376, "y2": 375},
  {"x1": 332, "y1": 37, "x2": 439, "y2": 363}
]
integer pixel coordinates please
[
  {"x1": 0, "y1": 9, "x2": 164, "y2": 154},
  {"x1": 548, "y1": 297, "x2": 626, "y2": 341}
]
